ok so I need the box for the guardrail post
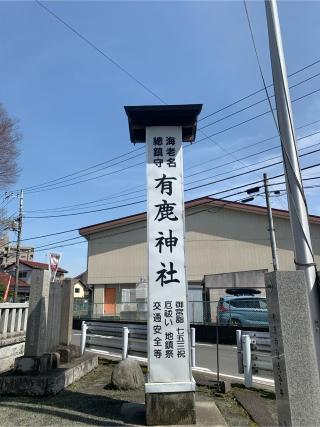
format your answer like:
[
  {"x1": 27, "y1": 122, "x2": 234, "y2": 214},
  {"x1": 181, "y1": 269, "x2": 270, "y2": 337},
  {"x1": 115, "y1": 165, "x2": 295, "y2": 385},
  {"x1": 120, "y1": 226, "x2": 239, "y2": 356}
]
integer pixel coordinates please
[
  {"x1": 236, "y1": 329, "x2": 244, "y2": 374},
  {"x1": 22, "y1": 306, "x2": 28, "y2": 332},
  {"x1": 80, "y1": 321, "x2": 88, "y2": 355},
  {"x1": 242, "y1": 334, "x2": 252, "y2": 388},
  {"x1": 122, "y1": 326, "x2": 129, "y2": 360},
  {"x1": 191, "y1": 327, "x2": 196, "y2": 367}
]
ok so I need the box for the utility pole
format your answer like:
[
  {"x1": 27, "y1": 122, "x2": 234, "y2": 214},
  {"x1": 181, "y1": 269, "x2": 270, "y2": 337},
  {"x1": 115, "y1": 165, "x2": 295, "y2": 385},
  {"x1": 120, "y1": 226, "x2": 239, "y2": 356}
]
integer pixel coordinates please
[
  {"x1": 263, "y1": 173, "x2": 279, "y2": 271},
  {"x1": 265, "y1": 0, "x2": 320, "y2": 365},
  {"x1": 14, "y1": 189, "x2": 23, "y2": 302}
]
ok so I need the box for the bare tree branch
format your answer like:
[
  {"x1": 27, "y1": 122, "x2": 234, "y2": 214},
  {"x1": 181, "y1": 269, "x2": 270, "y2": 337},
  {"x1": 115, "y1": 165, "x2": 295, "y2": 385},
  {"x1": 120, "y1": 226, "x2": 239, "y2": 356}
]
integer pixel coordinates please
[{"x1": 0, "y1": 103, "x2": 21, "y2": 189}]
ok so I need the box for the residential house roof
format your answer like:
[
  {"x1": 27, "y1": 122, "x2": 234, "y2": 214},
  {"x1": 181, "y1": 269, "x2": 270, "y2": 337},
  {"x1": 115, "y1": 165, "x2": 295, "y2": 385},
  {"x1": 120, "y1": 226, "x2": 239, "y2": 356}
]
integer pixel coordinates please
[
  {"x1": 74, "y1": 271, "x2": 88, "y2": 284},
  {"x1": 74, "y1": 271, "x2": 91, "y2": 291},
  {"x1": 0, "y1": 272, "x2": 28, "y2": 288},
  {"x1": 5, "y1": 260, "x2": 68, "y2": 274}
]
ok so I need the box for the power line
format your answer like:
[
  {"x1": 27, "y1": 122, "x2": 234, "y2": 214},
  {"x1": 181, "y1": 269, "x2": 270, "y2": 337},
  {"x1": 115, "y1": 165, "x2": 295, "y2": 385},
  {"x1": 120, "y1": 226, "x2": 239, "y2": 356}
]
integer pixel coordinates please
[
  {"x1": 18, "y1": 81, "x2": 320, "y2": 195},
  {"x1": 186, "y1": 143, "x2": 320, "y2": 187},
  {"x1": 186, "y1": 135, "x2": 320, "y2": 181},
  {"x1": 22, "y1": 126, "x2": 320, "y2": 213},
  {"x1": 199, "y1": 59, "x2": 320, "y2": 122},
  {"x1": 195, "y1": 70, "x2": 320, "y2": 179},
  {"x1": 22, "y1": 93, "x2": 320, "y2": 197},
  {"x1": 195, "y1": 86, "x2": 320, "y2": 145},
  {"x1": 24, "y1": 138, "x2": 320, "y2": 215},
  {"x1": 186, "y1": 119, "x2": 320, "y2": 170},
  {"x1": 21, "y1": 227, "x2": 79, "y2": 243},
  {"x1": 25, "y1": 192, "x2": 144, "y2": 214},
  {"x1": 25, "y1": 159, "x2": 145, "y2": 194},
  {"x1": 23, "y1": 147, "x2": 144, "y2": 192},
  {"x1": 36, "y1": 0, "x2": 320, "y2": 126},
  {"x1": 25, "y1": 187, "x2": 146, "y2": 214},
  {"x1": 8, "y1": 172, "x2": 320, "y2": 252},
  {"x1": 35, "y1": 235, "x2": 85, "y2": 250},
  {"x1": 35, "y1": 1, "x2": 166, "y2": 104},
  {"x1": 27, "y1": 117, "x2": 319, "y2": 213},
  {"x1": 186, "y1": 156, "x2": 320, "y2": 194},
  {"x1": 34, "y1": 240, "x2": 87, "y2": 253},
  {"x1": 6, "y1": 63, "x2": 317, "y2": 196},
  {"x1": 34, "y1": 0, "x2": 258, "y2": 191},
  {"x1": 24, "y1": 157, "x2": 320, "y2": 219},
  {"x1": 33, "y1": 0, "x2": 320, "y2": 192},
  {"x1": 198, "y1": 71, "x2": 320, "y2": 131},
  {"x1": 25, "y1": 199, "x2": 146, "y2": 219}
]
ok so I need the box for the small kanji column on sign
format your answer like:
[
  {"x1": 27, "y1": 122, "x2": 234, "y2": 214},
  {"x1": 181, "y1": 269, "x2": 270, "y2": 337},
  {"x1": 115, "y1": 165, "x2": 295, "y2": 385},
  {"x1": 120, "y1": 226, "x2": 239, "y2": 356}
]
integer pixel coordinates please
[{"x1": 124, "y1": 104, "x2": 202, "y2": 426}]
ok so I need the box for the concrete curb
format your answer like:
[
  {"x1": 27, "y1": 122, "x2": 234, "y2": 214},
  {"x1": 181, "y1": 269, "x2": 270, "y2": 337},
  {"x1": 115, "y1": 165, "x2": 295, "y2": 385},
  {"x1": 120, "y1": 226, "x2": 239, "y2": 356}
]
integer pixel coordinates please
[{"x1": 233, "y1": 388, "x2": 278, "y2": 426}]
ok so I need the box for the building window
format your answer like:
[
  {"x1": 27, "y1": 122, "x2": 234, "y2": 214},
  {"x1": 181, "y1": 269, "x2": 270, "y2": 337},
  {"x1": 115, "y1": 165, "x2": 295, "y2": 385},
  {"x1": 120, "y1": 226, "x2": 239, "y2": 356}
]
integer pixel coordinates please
[
  {"x1": 75, "y1": 288, "x2": 80, "y2": 294},
  {"x1": 19, "y1": 272, "x2": 28, "y2": 279}
]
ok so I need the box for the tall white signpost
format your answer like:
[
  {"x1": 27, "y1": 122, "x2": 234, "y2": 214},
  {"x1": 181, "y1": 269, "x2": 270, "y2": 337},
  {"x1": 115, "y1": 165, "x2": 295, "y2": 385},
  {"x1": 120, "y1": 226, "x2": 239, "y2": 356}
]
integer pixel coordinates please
[{"x1": 125, "y1": 105, "x2": 202, "y2": 426}]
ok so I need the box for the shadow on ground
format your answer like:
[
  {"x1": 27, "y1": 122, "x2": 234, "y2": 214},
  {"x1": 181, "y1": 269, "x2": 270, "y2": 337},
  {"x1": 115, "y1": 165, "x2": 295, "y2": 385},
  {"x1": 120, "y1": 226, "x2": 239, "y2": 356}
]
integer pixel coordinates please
[{"x1": 0, "y1": 389, "x2": 146, "y2": 426}]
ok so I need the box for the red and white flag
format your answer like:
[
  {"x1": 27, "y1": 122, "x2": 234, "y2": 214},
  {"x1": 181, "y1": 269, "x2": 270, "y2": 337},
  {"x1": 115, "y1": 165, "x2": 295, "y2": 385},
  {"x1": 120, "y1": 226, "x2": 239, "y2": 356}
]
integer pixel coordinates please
[{"x1": 49, "y1": 253, "x2": 61, "y2": 283}]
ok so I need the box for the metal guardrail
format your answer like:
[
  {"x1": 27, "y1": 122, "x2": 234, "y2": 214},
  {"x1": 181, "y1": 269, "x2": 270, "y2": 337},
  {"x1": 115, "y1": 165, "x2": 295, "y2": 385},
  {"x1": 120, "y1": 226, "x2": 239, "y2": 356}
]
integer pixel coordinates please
[
  {"x1": 236, "y1": 329, "x2": 272, "y2": 387},
  {"x1": 81, "y1": 321, "x2": 196, "y2": 366},
  {"x1": 88, "y1": 321, "x2": 147, "y2": 355}
]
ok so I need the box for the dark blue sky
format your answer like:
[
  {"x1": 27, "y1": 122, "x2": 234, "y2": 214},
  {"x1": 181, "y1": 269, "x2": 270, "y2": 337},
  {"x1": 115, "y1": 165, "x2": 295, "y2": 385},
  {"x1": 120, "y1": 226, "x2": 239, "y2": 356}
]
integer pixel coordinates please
[{"x1": 1, "y1": 1, "x2": 319, "y2": 275}]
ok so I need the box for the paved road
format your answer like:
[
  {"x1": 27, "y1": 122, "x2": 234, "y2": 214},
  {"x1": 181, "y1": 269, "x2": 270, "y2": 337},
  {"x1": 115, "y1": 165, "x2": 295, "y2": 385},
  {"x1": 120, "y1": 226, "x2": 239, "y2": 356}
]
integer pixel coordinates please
[{"x1": 195, "y1": 342, "x2": 238, "y2": 377}]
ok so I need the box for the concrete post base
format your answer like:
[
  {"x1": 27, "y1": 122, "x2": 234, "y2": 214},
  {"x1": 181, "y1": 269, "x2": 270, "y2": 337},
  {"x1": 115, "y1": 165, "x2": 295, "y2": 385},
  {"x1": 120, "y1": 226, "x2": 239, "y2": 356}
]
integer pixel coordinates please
[{"x1": 145, "y1": 392, "x2": 196, "y2": 425}]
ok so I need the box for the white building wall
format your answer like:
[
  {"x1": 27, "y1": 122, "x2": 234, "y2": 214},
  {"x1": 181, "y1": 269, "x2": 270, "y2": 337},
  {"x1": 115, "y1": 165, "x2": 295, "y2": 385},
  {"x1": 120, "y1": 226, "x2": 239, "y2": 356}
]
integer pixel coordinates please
[{"x1": 74, "y1": 282, "x2": 85, "y2": 298}]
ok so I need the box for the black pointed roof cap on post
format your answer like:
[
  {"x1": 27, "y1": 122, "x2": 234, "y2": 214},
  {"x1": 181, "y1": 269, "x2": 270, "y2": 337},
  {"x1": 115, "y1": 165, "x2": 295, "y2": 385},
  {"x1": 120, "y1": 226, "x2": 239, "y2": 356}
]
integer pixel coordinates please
[{"x1": 124, "y1": 104, "x2": 203, "y2": 143}]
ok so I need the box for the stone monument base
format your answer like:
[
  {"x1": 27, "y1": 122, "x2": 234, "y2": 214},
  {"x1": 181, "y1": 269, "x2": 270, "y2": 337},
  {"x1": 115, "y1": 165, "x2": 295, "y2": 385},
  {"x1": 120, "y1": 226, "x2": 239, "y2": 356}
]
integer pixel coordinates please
[
  {"x1": 0, "y1": 353, "x2": 98, "y2": 396},
  {"x1": 145, "y1": 391, "x2": 196, "y2": 425},
  {"x1": 15, "y1": 352, "x2": 60, "y2": 374}
]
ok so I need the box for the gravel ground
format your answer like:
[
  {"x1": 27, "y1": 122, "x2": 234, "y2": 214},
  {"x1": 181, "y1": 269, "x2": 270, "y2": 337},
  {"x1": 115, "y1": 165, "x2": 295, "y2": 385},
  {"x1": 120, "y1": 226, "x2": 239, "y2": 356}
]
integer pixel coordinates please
[{"x1": 0, "y1": 360, "x2": 254, "y2": 426}]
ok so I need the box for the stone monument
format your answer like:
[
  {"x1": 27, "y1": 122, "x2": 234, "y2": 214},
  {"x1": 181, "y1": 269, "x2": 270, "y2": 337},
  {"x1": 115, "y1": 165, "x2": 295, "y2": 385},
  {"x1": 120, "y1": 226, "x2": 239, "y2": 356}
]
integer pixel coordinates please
[
  {"x1": 265, "y1": 271, "x2": 320, "y2": 426},
  {"x1": 15, "y1": 269, "x2": 52, "y2": 372},
  {"x1": 15, "y1": 272, "x2": 77, "y2": 373},
  {"x1": 59, "y1": 278, "x2": 75, "y2": 346},
  {"x1": 124, "y1": 104, "x2": 202, "y2": 425}
]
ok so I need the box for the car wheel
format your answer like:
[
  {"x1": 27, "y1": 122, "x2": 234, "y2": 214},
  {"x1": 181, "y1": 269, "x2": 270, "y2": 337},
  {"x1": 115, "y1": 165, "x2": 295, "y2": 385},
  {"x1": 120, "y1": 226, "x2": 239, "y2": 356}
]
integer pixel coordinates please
[{"x1": 229, "y1": 318, "x2": 241, "y2": 327}]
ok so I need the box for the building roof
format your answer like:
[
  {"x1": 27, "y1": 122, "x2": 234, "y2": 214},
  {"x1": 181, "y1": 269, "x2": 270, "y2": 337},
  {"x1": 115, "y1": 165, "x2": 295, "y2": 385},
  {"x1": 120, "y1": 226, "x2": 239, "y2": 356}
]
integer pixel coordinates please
[
  {"x1": 79, "y1": 195, "x2": 320, "y2": 237},
  {"x1": 0, "y1": 272, "x2": 28, "y2": 287},
  {"x1": 74, "y1": 271, "x2": 87, "y2": 282},
  {"x1": 124, "y1": 104, "x2": 203, "y2": 143},
  {"x1": 5, "y1": 260, "x2": 68, "y2": 273}
]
